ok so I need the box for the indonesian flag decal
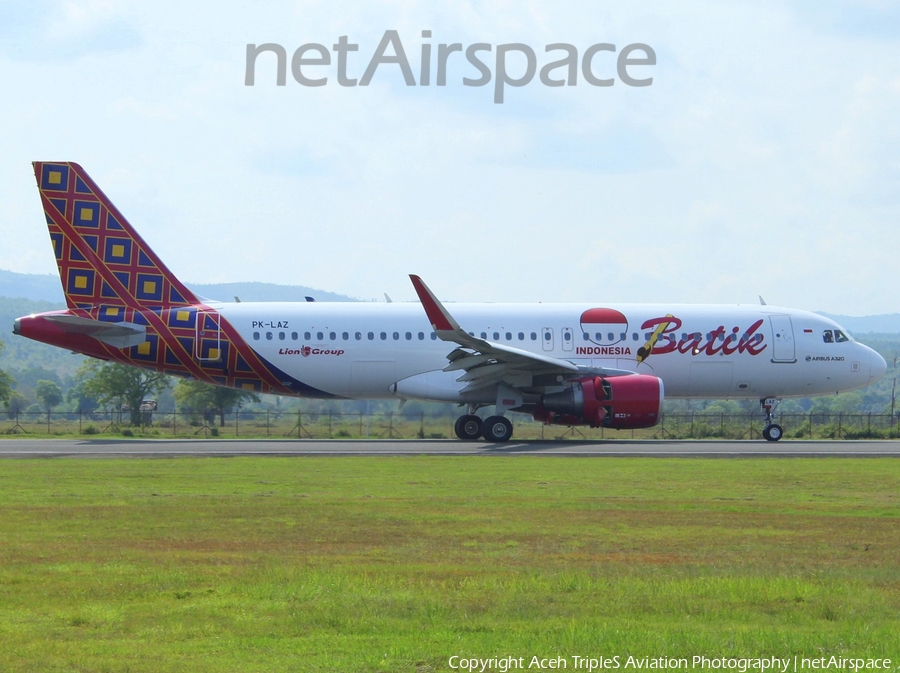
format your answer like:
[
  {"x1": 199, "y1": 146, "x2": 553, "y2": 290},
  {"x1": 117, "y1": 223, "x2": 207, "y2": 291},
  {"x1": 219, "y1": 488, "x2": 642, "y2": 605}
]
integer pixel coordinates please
[{"x1": 580, "y1": 308, "x2": 629, "y2": 346}]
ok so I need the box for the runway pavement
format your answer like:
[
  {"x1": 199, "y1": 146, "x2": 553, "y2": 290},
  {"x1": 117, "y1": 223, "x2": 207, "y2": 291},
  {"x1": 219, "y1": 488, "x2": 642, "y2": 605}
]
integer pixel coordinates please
[{"x1": 1, "y1": 438, "x2": 899, "y2": 458}]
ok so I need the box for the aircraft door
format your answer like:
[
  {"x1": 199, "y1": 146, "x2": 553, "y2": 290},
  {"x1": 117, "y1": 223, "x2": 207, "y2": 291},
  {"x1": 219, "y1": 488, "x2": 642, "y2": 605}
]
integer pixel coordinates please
[
  {"x1": 196, "y1": 310, "x2": 222, "y2": 362},
  {"x1": 561, "y1": 327, "x2": 574, "y2": 352},
  {"x1": 769, "y1": 315, "x2": 796, "y2": 363},
  {"x1": 542, "y1": 327, "x2": 554, "y2": 351}
]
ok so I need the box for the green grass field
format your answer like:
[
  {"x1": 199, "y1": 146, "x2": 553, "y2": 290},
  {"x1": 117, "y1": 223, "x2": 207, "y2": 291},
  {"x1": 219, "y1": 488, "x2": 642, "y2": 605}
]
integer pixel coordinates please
[{"x1": 0, "y1": 457, "x2": 898, "y2": 672}]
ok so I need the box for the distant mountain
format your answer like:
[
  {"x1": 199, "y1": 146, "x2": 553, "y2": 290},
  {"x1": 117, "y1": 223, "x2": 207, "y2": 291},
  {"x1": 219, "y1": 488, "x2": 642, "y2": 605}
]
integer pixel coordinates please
[
  {"x1": 817, "y1": 313, "x2": 900, "y2": 335},
  {"x1": 2, "y1": 269, "x2": 898, "y2": 332},
  {"x1": 0, "y1": 268, "x2": 358, "y2": 303},
  {"x1": 0, "y1": 269, "x2": 61, "y2": 303}
]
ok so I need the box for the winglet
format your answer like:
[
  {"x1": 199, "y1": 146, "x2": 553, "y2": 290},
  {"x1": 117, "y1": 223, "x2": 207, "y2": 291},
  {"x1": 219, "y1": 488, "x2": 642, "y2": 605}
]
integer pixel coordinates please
[{"x1": 409, "y1": 275, "x2": 459, "y2": 333}]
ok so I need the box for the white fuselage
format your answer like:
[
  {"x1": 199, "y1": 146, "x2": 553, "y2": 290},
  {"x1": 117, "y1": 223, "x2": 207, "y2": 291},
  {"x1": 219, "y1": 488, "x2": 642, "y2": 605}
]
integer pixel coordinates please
[{"x1": 213, "y1": 301, "x2": 885, "y2": 402}]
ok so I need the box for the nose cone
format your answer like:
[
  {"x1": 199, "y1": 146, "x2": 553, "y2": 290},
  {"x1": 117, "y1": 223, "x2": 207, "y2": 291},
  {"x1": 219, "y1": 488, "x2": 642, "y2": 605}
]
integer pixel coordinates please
[{"x1": 868, "y1": 347, "x2": 887, "y2": 383}]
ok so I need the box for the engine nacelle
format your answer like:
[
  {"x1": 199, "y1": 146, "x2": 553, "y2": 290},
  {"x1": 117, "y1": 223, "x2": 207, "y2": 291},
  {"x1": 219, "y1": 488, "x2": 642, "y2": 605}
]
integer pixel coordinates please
[{"x1": 534, "y1": 374, "x2": 664, "y2": 429}]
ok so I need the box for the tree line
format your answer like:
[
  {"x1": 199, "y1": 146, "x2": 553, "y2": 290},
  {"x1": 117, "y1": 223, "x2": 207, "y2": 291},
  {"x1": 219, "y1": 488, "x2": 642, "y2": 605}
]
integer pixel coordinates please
[{"x1": 1, "y1": 335, "x2": 899, "y2": 427}]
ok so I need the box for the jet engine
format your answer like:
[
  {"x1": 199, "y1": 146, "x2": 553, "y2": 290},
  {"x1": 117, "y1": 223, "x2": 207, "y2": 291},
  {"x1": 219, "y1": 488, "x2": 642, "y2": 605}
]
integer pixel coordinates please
[{"x1": 534, "y1": 374, "x2": 663, "y2": 429}]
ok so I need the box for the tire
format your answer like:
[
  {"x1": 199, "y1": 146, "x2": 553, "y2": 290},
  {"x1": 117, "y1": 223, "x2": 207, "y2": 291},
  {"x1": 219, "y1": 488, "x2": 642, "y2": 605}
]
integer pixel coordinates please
[
  {"x1": 763, "y1": 424, "x2": 783, "y2": 442},
  {"x1": 454, "y1": 414, "x2": 483, "y2": 441},
  {"x1": 482, "y1": 415, "x2": 513, "y2": 443}
]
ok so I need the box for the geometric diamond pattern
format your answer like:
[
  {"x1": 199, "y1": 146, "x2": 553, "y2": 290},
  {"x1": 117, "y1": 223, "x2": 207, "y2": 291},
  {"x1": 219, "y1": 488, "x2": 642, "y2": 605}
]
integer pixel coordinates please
[{"x1": 30, "y1": 161, "x2": 327, "y2": 397}]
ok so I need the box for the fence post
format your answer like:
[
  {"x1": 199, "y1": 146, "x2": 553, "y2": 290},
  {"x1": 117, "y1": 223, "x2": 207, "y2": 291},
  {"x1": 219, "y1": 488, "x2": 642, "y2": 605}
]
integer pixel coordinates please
[
  {"x1": 173, "y1": 410, "x2": 177, "y2": 436},
  {"x1": 691, "y1": 412, "x2": 695, "y2": 439},
  {"x1": 78, "y1": 410, "x2": 82, "y2": 435},
  {"x1": 47, "y1": 410, "x2": 50, "y2": 435},
  {"x1": 328, "y1": 410, "x2": 333, "y2": 438},
  {"x1": 235, "y1": 409, "x2": 239, "y2": 437},
  {"x1": 266, "y1": 409, "x2": 270, "y2": 438}
]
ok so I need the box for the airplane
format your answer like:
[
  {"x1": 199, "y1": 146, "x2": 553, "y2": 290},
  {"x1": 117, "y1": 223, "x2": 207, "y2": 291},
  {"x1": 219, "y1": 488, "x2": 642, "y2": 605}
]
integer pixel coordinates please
[{"x1": 13, "y1": 162, "x2": 888, "y2": 442}]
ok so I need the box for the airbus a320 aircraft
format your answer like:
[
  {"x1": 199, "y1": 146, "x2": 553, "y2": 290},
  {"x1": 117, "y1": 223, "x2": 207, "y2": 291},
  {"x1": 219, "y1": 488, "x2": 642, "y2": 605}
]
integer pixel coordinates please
[{"x1": 14, "y1": 162, "x2": 887, "y2": 442}]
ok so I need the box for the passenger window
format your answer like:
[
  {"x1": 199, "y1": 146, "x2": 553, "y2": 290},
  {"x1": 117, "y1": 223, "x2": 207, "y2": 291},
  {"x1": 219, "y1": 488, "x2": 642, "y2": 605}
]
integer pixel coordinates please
[
  {"x1": 278, "y1": 332, "x2": 285, "y2": 340},
  {"x1": 431, "y1": 333, "x2": 437, "y2": 340},
  {"x1": 823, "y1": 330, "x2": 834, "y2": 343},
  {"x1": 632, "y1": 333, "x2": 638, "y2": 341},
  {"x1": 564, "y1": 332, "x2": 571, "y2": 342},
  {"x1": 493, "y1": 332, "x2": 500, "y2": 340},
  {"x1": 253, "y1": 332, "x2": 260, "y2": 340},
  {"x1": 393, "y1": 332, "x2": 399, "y2": 340},
  {"x1": 544, "y1": 332, "x2": 551, "y2": 341},
  {"x1": 505, "y1": 332, "x2": 512, "y2": 341},
  {"x1": 266, "y1": 332, "x2": 273, "y2": 340},
  {"x1": 835, "y1": 330, "x2": 849, "y2": 343},
  {"x1": 518, "y1": 332, "x2": 524, "y2": 340},
  {"x1": 291, "y1": 332, "x2": 298, "y2": 340},
  {"x1": 405, "y1": 332, "x2": 412, "y2": 340},
  {"x1": 480, "y1": 332, "x2": 487, "y2": 339},
  {"x1": 608, "y1": 332, "x2": 614, "y2": 341},
  {"x1": 304, "y1": 332, "x2": 311, "y2": 340},
  {"x1": 595, "y1": 333, "x2": 602, "y2": 341},
  {"x1": 380, "y1": 332, "x2": 387, "y2": 340},
  {"x1": 367, "y1": 332, "x2": 374, "y2": 340},
  {"x1": 342, "y1": 332, "x2": 349, "y2": 340},
  {"x1": 355, "y1": 332, "x2": 362, "y2": 340},
  {"x1": 329, "y1": 332, "x2": 336, "y2": 341},
  {"x1": 531, "y1": 332, "x2": 537, "y2": 341},
  {"x1": 317, "y1": 331, "x2": 323, "y2": 340},
  {"x1": 620, "y1": 332, "x2": 626, "y2": 341},
  {"x1": 418, "y1": 332, "x2": 424, "y2": 340}
]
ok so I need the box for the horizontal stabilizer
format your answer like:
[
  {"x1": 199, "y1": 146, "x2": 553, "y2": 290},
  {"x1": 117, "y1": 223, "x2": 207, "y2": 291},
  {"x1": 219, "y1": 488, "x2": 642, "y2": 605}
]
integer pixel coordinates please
[{"x1": 43, "y1": 314, "x2": 147, "y2": 348}]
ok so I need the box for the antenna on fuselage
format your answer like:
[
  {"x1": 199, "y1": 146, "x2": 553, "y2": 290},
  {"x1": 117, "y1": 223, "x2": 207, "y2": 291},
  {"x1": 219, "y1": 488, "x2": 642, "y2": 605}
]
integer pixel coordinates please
[
  {"x1": 384, "y1": 293, "x2": 393, "y2": 303},
  {"x1": 758, "y1": 295, "x2": 767, "y2": 306}
]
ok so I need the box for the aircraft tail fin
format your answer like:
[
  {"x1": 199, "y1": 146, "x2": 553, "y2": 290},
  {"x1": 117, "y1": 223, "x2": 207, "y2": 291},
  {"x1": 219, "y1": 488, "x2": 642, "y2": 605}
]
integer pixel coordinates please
[{"x1": 32, "y1": 161, "x2": 199, "y2": 310}]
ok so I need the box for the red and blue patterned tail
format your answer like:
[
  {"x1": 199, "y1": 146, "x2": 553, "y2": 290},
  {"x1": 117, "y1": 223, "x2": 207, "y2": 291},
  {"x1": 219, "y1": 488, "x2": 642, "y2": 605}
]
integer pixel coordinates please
[{"x1": 33, "y1": 161, "x2": 199, "y2": 310}]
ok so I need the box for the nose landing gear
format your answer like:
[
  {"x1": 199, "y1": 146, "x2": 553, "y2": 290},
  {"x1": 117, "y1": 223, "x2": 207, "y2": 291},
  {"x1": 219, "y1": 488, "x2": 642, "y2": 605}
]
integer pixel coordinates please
[{"x1": 761, "y1": 398, "x2": 783, "y2": 442}]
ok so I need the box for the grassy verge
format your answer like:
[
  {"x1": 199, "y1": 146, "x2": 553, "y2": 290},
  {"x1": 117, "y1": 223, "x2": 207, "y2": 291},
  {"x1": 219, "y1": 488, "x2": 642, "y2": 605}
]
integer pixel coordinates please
[{"x1": 0, "y1": 457, "x2": 898, "y2": 672}]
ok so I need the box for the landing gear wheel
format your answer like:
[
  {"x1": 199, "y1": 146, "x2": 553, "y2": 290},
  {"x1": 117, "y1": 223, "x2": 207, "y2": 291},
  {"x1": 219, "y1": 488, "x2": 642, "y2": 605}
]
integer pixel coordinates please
[
  {"x1": 454, "y1": 415, "x2": 483, "y2": 441},
  {"x1": 762, "y1": 424, "x2": 783, "y2": 442},
  {"x1": 482, "y1": 416, "x2": 513, "y2": 443}
]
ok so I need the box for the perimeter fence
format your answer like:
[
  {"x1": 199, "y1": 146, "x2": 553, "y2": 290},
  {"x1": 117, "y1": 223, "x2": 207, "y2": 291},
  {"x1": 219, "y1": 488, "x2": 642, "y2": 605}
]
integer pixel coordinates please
[{"x1": 2, "y1": 410, "x2": 900, "y2": 440}]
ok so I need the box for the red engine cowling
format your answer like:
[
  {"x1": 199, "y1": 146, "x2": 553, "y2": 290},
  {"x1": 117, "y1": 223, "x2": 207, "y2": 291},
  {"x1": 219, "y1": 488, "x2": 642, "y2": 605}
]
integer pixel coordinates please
[{"x1": 534, "y1": 374, "x2": 664, "y2": 429}]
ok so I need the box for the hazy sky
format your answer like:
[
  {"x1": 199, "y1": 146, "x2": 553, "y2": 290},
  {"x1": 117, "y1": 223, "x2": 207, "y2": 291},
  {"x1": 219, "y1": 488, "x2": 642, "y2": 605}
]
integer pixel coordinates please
[{"x1": 1, "y1": 1, "x2": 898, "y2": 314}]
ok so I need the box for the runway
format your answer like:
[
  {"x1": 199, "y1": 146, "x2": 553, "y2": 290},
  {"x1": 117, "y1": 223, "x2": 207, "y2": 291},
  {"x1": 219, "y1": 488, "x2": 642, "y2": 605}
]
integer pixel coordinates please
[{"x1": 1, "y1": 438, "x2": 899, "y2": 458}]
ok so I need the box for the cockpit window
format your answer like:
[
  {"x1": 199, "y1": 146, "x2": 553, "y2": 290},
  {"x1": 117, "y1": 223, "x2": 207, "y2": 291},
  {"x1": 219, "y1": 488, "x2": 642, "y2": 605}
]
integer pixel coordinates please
[{"x1": 823, "y1": 329, "x2": 851, "y2": 343}]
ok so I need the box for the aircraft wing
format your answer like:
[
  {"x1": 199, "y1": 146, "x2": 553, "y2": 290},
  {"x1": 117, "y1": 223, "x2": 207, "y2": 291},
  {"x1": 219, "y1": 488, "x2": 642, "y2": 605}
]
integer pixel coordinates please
[
  {"x1": 42, "y1": 314, "x2": 147, "y2": 348},
  {"x1": 409, "y1": 275, "x2": 633, "y2": 395}
]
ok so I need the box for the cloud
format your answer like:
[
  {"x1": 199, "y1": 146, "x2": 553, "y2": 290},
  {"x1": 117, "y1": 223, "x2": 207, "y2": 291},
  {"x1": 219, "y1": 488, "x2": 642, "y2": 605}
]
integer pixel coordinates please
[
  {"x1": 1, "y1": 0, "x2": 899, "y2": 315},
  {"x1": 0, "y1": 1, "x2": 142, "y2": 60}
]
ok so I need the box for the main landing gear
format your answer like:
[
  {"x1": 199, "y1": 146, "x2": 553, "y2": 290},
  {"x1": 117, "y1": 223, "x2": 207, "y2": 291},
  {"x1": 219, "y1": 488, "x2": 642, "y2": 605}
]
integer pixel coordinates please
[
  {"x1": 454, "y1": 408, "x2": 514, "y2": 443},
  {"x1": 761, "y1": 398, "x2": 783, "y2": 442}
]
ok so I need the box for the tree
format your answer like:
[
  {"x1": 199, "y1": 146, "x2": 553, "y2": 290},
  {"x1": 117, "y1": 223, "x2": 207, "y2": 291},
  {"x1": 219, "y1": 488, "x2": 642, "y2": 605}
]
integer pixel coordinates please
[
  {"x1": 65, "y1": 372, "x2": 100, "y2": 414},
  {"x1": 0, "y1": 340, "x2": 14, "y2": 406},
  {"x1": 174, "y1": 379, "x2": 259, "y2": 427},
  {"x1": 78, "y1": 361, "x2": 171, "y2": 426},
  {"x1": 4, "y1": 391, "x2": 27, "y2": 419},
  {"x1": 35, "y1": 380, "x2": 63, "y2": 414}
]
